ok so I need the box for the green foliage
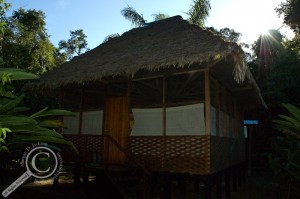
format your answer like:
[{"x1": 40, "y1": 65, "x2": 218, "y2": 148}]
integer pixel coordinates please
[
  {"x1": 0, "y1": 0, "x2": 10, "y2": 34},
  {"x1": 285, "y1": 32, "x2": 300, "y2": 58},
  {"x1": 1, "y1": 8, "x2": 56, "y2": 74},
  {"x1": 152, "y1": 13, "x2": 170, "y2": 21},
  {"x1": 102, "y1": 33, "x2": 120, "y2": 43},
  {"x1": 121, "y1": 6, "x2": 145, "y2": 27},
  {"x1": 58, "y1": 29, "x2": 89, "y2": 61},
  {"x1": 218, "y1": 27, "x2": 242, "y2": 43},
  {"x1": 268, "y1": 136, "x2": 300, "y2": 195},
  {"x1": 0, "y1": 68, "x2": 77, "y2": 154},
  {"x1": 264, "y1": 47, "x2": 300, "y2": 106},
  {"x1": 269, "y1": 104, "x2": 300, "y2": 196},
  {"x1": 274, "y1": 103, "x2": 300, "y2": 138},
  {"x1": 121, "y1": 1, "x2": 211, "y2": 29},
  {"x1": 276, "y1": 0, "x2": 300, "y2": 31},
  {"x1": 187, "y1": 0, "x2": 211, "y2": 27}
]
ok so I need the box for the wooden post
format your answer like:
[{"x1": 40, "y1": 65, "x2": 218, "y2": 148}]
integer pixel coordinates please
[
  {"x1": 204, "y1": 175, "x2": 212, "y2": 199},
  {"x1": 58, "y1": 89, "x2": 65, "y2": 132},
  {"x1": 78, "y1": 87, "x2": 85, "y2": 136},
  {"x1": 234, "y1": 99, "x2": 238, "y2": 138},
  {"x1": 204, "y1": 70, "x2": 211, "y2": 135},
  {"x1": 228, "y1": 94, "x2": 233, "y2": 138},
  {"x1": 225, "y1": 168, "x2": 231, "y2": 198},
  {"x1": 216, "y1": 172, "x2": 223, "y2": 199},
  {"x1": 163, "y1": 76, "x2": 166, "y2": 136},
  {"x1": 232, "y1": 165, "x2": 237, "y2": 192},
  {"x1": 162, "y1": 76, "x2": 166, "y2": 167},
  {"x1": 215, "y1": 80, "x2": 220, "y2": 137},
  {"x1": 164, "y1": 175, "x2": 172, "y2": 199},
  {"x1": 222, "y1": 87, "x2": 227, "y2": 137}
]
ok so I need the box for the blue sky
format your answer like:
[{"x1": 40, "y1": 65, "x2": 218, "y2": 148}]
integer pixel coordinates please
[{"x1": 8, "y1": 0, "x2": 292, "y2": 49}]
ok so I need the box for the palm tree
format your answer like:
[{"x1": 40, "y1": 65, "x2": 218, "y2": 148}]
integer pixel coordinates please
[
  {"x1": 121, "y1": 6, "x2": 145, "y2": 27},
  {"x1": 187, "y1": 0, "x2": 211, "y2": 27},
  {"x1": 121, "y1": 1, "x2": 210, "y2": 28},
  {"x1": 152, "y1": 13, "x2": 170, "y2": 21}
]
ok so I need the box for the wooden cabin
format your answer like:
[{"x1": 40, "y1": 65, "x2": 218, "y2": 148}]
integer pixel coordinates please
[{"x1": 32, "y1": 16, "x2": 266, "y2": 197}]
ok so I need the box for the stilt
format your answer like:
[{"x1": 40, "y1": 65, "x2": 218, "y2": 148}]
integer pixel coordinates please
[
  {"x1": 204, "y1": 175, "x2": 212, "y2": 199},
  {"x1": 241, "y1": 162, "x2": 246, "y2": 184},
  {"x1": 225, "y1": 169, "x2": 231, "y2": 198},
  {"x1": 194, "y1": 179, "x2": 200, "y2": 193},
  {"x1": 178, "y1": 178, "x2": 187, "y2": 198},
  {"x1": 163, "y1": 176, "x2": 171, "y2": 199},
  {"x1": 216, "y1": 172, "x2": 222, "y2": 199},
  {"x1": 237, "y1": 164, "x2": 242, "y2": 187},
  {"x1": 232, "y1": 166, "x2": 237, "y2": 192},
  {"x1": 53, "y1": 175, "x2": 59, "y2": 186},
  {"x1": 74, "y1": 161, "x2": 81, "y2": 188}
]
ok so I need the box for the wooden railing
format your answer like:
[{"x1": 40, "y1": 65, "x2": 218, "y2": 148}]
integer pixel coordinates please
[
  {"x1": 103, "y1": 134, "x2": 151, "y2": 199},
  {"x1": 103, "y1": 133, "x2": 151, "y2": 176}
]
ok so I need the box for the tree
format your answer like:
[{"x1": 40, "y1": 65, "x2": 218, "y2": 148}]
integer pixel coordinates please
[
  {"x1": 187, "y1": 0, "x2": 211, "y2": 27},
  {"x1": 58, "y1": 29, "x2": 89, "y2": 61},
  {"x1": 102, "y1": 33, "x2": 120, "y2": 43},
  {"x1": 218, "y1": 27, "x2": 241, "y2": 43},
  {"x1": 251, "y1": 30, "x2": 284, "y2": 82},
  {"x1": 121, "y1": 6, "x2": 145, "y2": 27},
  {"x1": 276, "y1": 0, "x2": 300, "y2": 31},
  {"x1": 264, "y1": 47, "x2": 300, "y2": 106},
  {"x1": 121, "y1": 1, "x2": 211, "y2": 28},
  {"x1": 0, "y1": 0, "x2": 10, "y2": 34},
  {"x1": 1, "y1": 8, "x2": 56, "y2": 74},
  {"x1": 152, "y1": 13, "x2": 170, "y2": 21}
]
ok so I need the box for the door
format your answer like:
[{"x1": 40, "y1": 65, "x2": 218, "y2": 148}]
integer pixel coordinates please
[{"x1": 104, "y1": 95, "x2": 129, "y2": 165}]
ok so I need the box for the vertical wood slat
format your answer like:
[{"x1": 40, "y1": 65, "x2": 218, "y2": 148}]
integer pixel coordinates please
[
  {"x1": 234, "y1": 99, "x2": 238, "y2": 138},
  {"x1": 78, "y1": 87, "x2": 85, "y2": 136},
  {"x1": 162, "y1": 76, "x2": 166, "y2": 166},
  {"x1": 228, "y1": 94, "x2": 233, "y2": 138},
  {"x1": 204, "y1": 70, "x2": 210, "y2": 135},
  {"x1": 215, "y1": 80, "x2": 220, "y2": 137},
  {"x1": 222, "y1": 87, "x2": 227, "y2": 137},
  {"x1": 59, "y1": 89, "x2": 65, "y2": 124},
  {"x1": 163, "y1": 76, "x2": 166, "y2": 136}
]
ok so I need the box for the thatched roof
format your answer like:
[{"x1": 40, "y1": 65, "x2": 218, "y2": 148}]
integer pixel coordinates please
[{"x1": 32, "y1": 16, "x2": 266, "y2": 109}]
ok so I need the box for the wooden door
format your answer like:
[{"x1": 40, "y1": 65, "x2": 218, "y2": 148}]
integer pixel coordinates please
[{"x1": 104, "y1": 95, "x2": 129, "y2": 165}]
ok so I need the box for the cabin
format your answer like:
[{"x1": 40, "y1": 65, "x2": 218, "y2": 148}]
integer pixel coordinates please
[{"x1": 32, "y1": 16, "x2": 266, "y2": 198}]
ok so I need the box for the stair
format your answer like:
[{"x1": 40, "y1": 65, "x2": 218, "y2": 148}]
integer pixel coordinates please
[
  {"x1": 83, "y1": 164, "x2": 147, "y2": 199},
  {"x1": 106, "y1": 165, "x2": 145, "y2": 199}
]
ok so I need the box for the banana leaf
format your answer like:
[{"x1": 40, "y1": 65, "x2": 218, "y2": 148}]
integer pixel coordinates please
[
  {"x1": 8, "y1": 125, "x2": 63, "y2": 138},
  {"x1": 30, "y1": 108, "x2": 75, "y2": 119},
  {"x1": 7, "y1": 136, "x2": 78, "y2": 155},
  {"x1": 0, "y1": 115, "x2": 38, "y2": 126},
  {"x1": 0, "y1": 68, "x2": 39, "y2": 81},
  {"x1": 282, "y1": 103, "x2": 300, "y2": 122},
  {"x1": 38, "y1": 120, "x2": 65, "y2": 128},
  {"x1": 0, "y1": 95, "x2": 24, "y2": 114}
]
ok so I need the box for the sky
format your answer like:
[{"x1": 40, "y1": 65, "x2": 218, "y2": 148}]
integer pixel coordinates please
[{"x1": 7, "y1": 0, "x2": 293, "y2": 49}]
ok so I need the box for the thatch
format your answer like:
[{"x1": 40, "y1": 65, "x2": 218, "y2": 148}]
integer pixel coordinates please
[
  {"x1": 30, "y1": 16, "x2": 266, "y2": 109},
  {"x1": 35, "y1": 16, "x2": 247, "y2": 87}
]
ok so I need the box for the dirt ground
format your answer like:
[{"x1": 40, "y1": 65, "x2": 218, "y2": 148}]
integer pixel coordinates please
[{"x1": 0, "y1": 173, "x2": 294, "y2": 199}]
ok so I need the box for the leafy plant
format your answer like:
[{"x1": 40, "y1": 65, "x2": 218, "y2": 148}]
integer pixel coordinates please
[
  {"x1": 0, "y1": 68, "x2": 77, "y2": 154},
  {"x1": 269, "y1": 103, "x2": 300, "y2": 197},
  {"x1": 273, "y1": 103, "x2": 300, "y2": 138}
]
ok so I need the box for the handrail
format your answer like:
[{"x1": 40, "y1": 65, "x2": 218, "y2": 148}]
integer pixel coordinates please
[{"x1": 103, "y1": 134, "x2": 151, "y2": 176}]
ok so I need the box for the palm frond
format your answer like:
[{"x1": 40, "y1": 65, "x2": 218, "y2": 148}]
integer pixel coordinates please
[
  {"x1": 187, "y1": 0, "x2": 211, "y2": 27},
  {"x1": 121, "y1": 6, "x2": 145, "y2": 27}
]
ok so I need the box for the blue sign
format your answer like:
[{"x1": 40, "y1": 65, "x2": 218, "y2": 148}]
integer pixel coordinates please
[{"x1": 244, "y1": 120, "x2": 258, "y2": 125}]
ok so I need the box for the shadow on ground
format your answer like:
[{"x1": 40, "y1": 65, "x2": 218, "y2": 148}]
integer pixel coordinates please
[{"x1": 0, "y1": 173, "x2": 294, "y2": 199}]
